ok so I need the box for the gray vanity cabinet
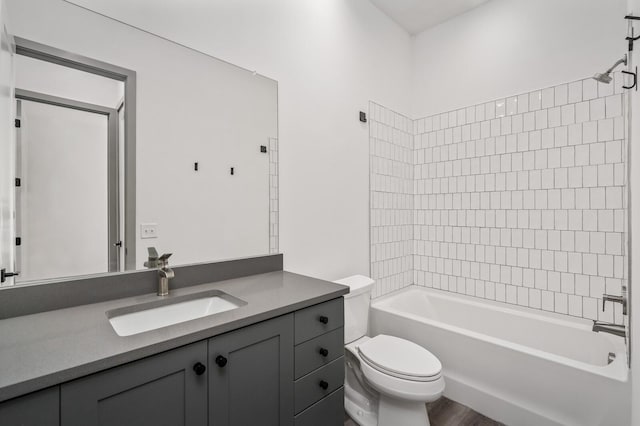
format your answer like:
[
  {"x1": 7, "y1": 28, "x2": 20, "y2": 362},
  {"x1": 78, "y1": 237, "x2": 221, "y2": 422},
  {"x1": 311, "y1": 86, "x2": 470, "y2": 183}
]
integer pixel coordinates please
[
  {"x1": 0, "y1": 297, "x2": 345, "y2": 426},
  {"x1": 208, "y1": 313, "x2": 294, "y2": 426},
  {"x1": 60, "y1": 341, "x2": 208, "y2": 426},
  {"x1": 0, "y1": 386, "x2": 59, "y2": 426}
]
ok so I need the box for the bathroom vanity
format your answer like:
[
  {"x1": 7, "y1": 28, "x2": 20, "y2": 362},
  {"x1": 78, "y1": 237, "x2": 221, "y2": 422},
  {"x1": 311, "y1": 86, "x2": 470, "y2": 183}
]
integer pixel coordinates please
[
  {"x1": 0, "y1": 256, "x2": 349, "y2": 426},
  {"x1": 0, "y1": 2, "x2": 349, "y2": 425}
]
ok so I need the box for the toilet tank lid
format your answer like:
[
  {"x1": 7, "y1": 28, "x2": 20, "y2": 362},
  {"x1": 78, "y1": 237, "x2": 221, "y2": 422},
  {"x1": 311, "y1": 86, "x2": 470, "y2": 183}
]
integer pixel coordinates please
[{"x1": 334, "y1": 275, "x2": 374, "y2": 297}]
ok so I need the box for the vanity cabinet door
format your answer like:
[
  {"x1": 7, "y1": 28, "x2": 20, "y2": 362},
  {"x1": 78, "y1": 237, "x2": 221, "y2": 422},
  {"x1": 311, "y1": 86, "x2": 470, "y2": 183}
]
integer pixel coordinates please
[
  {"x1": 60, "y1": 341, "x2": 207, "y2": 426},
  {"x1": 0, "y1": 386, "x2": 59, "y2": 426},
  {"x1": 208, "y1": 314, "x2": 294, "y2": 426}
]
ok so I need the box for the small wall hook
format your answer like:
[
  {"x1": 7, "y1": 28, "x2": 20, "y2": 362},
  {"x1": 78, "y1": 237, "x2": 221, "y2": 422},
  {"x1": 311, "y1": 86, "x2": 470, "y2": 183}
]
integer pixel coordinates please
[{"x1": 622, "y1": 68, "x2": 637, "y2": 90}]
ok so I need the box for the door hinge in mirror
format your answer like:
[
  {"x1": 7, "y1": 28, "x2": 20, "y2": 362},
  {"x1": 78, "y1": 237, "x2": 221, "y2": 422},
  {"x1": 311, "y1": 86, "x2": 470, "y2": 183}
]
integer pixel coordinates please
[
  {"x1": 14, "y1": 118, "x2": 20, "y2": 128},
  {"x1": 15, "y1": 178, "x2": 21, "y2": 187}
]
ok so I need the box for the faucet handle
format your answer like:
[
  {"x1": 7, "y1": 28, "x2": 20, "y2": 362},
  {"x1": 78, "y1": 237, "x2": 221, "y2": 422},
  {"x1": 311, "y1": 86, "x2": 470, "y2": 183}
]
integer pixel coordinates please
[
  {"x1": 602, "y1": 294, "x2": 627, "y2": 315},
  {"x1": 147, "y1": 247, "x2": 159, "y2": 260},
  {"x1": 144, "y1": 247, "x2": 160, "y2": 268}
]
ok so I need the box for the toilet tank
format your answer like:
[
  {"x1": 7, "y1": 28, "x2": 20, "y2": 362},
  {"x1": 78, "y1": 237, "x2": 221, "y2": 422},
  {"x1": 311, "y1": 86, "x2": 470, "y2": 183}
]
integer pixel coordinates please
[{"x1": 334, "y1": 275, "x2": 374, "y2": 344}]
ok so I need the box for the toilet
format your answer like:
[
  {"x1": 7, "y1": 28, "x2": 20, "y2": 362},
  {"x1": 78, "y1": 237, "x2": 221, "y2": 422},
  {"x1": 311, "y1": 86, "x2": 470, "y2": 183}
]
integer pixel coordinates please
[{"x1": 335, "y1": 275, "x2": 444, "y2": 426}]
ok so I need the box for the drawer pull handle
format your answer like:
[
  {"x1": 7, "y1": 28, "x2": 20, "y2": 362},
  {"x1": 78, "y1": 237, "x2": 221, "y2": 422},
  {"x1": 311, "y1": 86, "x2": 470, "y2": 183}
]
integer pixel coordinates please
[
  {"x1": 319, "y1": 348, "x2": 329, "y2": 357},
  {"x1": 319, "y1": 380, "x2": 329, "y2": 390},
  {"x1": 215, "y1": 355, "x2": 228, "y2": 368},
  {"x1": 318, "y1": 315, "x2": 329, "y2": 324},
  {"x1": 193, "y1": 362, "x2": 206, "y2": 376}
]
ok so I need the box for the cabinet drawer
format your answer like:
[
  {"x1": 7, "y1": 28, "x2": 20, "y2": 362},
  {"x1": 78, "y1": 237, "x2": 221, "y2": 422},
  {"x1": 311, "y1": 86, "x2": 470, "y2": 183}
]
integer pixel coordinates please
[
  {"x1": 294, "y1": 357, "x2": 344, "y2": 414},
  {"x1": 294, "y1": 387, "x2": 344, "y2": 426},
  {"x1": 294, "y1": 298, "x2": 344, "y2": 344},
  {"x1": 294, "y1": 327, "x2": 344, "y2": 379}
]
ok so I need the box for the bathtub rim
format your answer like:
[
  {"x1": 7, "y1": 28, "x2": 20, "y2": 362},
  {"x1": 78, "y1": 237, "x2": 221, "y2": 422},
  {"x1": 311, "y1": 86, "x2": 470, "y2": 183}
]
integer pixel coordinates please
[{"x1": 370, "y1": 285, "x2": 628, "y2": 383}]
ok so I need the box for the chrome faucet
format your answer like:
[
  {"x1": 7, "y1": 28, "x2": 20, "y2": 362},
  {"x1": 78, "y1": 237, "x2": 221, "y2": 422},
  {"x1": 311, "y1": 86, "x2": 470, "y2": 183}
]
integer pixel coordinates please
[
  {"x1": 592, "y1": 288, "x2": 628, "y2": 338},
  {"x1": 157, "y1": 256, "x2": 174, "y2": 296},
  {"x1": 144, "y1": 247, "x2": 174, "y2": 296},
  {"x1": 592, "y1": 321, "x2": 626, "y2": 338}
]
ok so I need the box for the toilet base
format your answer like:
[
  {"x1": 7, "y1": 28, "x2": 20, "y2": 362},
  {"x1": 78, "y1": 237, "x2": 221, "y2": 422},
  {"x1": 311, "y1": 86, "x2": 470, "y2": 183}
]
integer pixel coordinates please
[
  {"x1": 345, "y1": 382, "x2": 433, "y2": 426},
  {"x1": 378, "y1": 394, "x2": 430, "y2": 426},
  {"x1": 345, "y1": 384, "x2": 377, "y2": 426}
]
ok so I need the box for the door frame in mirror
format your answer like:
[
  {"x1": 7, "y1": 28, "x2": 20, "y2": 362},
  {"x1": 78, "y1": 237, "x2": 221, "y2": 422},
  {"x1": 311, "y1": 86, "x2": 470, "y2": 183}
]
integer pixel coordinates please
[
  {"x1": 15, "y1": 89, "x2": 121, "y2": 274},
  {"x1": 13, "y1": 36, "x2": 137, "y2": 270}
]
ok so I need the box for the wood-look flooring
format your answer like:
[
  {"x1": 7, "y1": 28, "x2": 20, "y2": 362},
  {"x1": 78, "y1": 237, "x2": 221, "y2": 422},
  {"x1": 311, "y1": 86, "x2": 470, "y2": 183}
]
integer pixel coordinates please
[{"x1": 344, "y1": 397, "x2": 504, "y2": 426}]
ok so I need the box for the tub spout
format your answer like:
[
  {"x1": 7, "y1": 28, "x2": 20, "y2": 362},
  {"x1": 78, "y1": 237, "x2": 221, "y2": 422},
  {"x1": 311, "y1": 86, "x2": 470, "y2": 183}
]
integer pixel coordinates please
[{"x1": 592, "y1": 321, "x2": 626, "y2": 338}]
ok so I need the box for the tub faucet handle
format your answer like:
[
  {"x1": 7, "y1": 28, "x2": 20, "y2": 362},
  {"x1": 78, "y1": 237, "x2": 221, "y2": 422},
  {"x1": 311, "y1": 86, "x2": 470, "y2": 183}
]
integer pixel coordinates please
[{"x1": 602, "y1": 294, "x2": 627, "y2": 315}]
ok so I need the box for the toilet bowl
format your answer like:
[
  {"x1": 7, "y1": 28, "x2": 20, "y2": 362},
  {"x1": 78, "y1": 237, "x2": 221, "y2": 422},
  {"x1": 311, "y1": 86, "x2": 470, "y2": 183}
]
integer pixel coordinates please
[{"x1": 335, "y1": 275, "x2": 445, "y2": 426}]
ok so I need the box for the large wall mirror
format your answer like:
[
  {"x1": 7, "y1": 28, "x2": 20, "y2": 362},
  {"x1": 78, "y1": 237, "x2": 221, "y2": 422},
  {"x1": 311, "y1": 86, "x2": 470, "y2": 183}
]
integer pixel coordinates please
[{"x1": 0, "y1": 0, "x2": 279, "y2": 286}]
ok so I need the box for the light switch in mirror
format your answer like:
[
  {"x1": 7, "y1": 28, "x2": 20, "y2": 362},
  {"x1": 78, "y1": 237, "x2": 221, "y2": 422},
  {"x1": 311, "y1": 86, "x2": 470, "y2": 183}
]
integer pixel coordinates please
[{"x1": 0, "y1": 0, "x2": 279, "y2": 286}]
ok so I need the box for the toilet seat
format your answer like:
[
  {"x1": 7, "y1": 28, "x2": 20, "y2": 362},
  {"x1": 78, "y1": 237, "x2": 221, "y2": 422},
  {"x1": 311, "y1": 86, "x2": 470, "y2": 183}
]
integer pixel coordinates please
[
  {"x1": 347, "y1": 334, "x2": 445, "y2": 402},
  {"x1": 357, "y1": 335, "x2": 442, "y2": 382}
]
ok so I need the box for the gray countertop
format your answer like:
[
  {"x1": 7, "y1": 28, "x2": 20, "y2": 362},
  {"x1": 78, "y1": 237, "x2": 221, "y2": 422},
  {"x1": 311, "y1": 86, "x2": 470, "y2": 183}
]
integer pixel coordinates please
[{"x1": 0, "y1": 271, "x2": 348, "y2": 402}]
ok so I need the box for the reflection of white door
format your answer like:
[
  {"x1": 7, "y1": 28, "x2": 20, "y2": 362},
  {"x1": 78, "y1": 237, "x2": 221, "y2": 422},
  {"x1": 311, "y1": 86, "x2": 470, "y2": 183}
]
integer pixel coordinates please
[
  {"x1": 0, "y1": 0, "x2": 16, "y2": 285},
  {"x1": 17, "y1": 100, "x2": 109, "y2": 282}
]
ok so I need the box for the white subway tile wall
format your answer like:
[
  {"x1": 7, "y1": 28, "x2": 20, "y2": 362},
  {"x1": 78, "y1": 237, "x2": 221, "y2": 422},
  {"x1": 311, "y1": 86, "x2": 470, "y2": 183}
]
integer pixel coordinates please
[
  {"x1": 369, "y1": 103, "x2": 414, "y2": 298},
  {"x1": 269, "y1": 137, "x2": 279, "y2": 254},
  {"x1": 369, "y1": 75, "x2": 628, "y2": 322}
]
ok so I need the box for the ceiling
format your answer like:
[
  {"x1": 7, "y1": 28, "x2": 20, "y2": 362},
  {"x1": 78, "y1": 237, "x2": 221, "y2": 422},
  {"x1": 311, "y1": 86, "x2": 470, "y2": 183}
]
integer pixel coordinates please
[{"x1": 369, "y1": 0, "x2": 490, "y2": 35}]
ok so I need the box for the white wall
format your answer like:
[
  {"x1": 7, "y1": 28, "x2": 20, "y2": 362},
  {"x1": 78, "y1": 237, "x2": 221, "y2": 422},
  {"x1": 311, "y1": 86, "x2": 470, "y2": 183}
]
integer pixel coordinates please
[
  {"x1": 412, "y1": 0, "x2": 628, "y2": 118},
  {"x1": 64, "y1": 0, "x2": 413, "y2": 281}
]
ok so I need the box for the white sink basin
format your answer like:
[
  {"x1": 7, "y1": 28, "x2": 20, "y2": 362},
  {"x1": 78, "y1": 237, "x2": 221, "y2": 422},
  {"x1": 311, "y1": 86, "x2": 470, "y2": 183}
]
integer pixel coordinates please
[{"x1": 108, "y1": 290, "x2": 246, "y2": 336}]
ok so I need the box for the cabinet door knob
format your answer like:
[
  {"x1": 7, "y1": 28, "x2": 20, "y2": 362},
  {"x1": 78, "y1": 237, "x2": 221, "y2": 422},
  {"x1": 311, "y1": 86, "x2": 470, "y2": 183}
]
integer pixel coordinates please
[
  {"x1": 319, "y1": 348, "x2": 329, "y2": 357},
  {"x1": 215, "y1": 355, "x2": 228, "y2": 367},
  {"x1": 318, "y1": 315, "x2": 329, "y2": 324},
  {"x1": 319, "y1": 380, "x2": 329, "y2": 390},
  {"x1": 193, "y1": 362, "x2": 206, "y2": 375}
]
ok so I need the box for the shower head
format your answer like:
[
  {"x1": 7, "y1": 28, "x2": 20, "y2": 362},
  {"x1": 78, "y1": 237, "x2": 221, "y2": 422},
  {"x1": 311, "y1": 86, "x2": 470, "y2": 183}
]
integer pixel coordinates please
[
  {"x1": 593, "y1": 72, "x2": 613, "y2": 84},
  {"x1": 593, "y1": 55, "x2": 628, "y2": 84}
]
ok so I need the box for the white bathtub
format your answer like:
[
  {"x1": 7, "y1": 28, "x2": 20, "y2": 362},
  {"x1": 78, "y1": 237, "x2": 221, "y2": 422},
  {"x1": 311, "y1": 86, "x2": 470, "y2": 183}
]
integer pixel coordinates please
[{"x1": 370, "y1": 286, "x2": 630, "y2": 426}]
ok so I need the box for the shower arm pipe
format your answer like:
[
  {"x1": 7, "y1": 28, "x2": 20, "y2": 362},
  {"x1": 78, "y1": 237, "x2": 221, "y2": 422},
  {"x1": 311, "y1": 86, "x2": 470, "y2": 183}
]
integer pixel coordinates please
[{"x1": 606, "y1": 56, "x2": 628, "y2": 75}]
